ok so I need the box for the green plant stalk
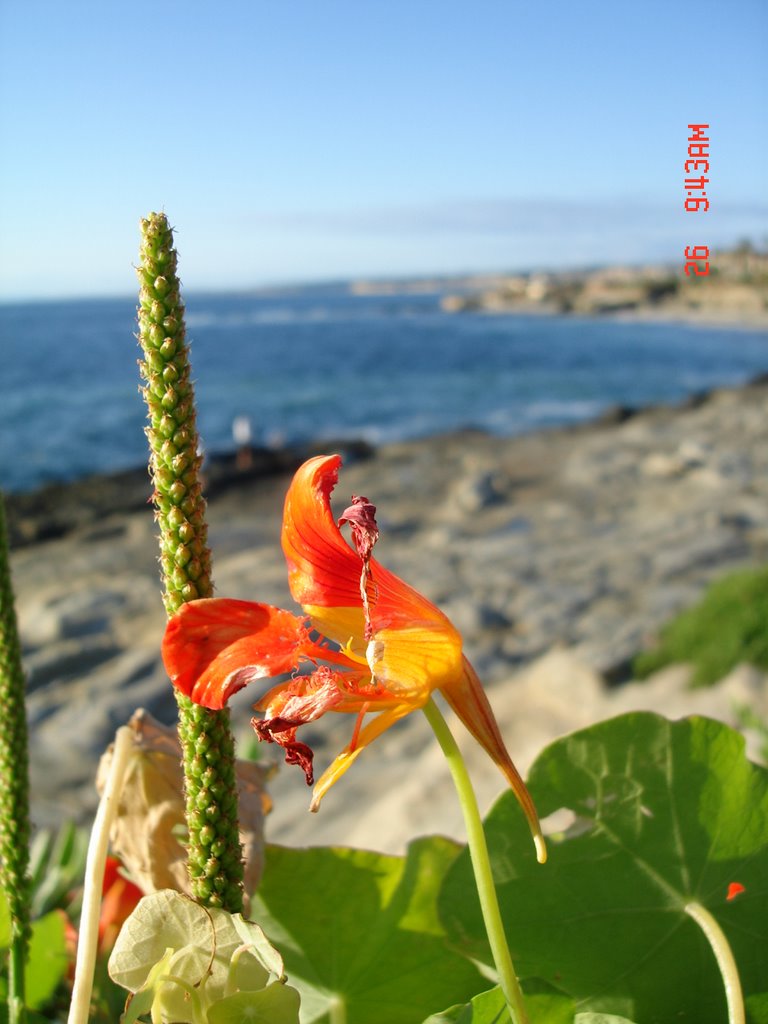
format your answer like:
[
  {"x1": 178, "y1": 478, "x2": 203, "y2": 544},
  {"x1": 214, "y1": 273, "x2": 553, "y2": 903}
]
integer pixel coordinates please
[
  {"x1": 0, "y1": 494, "x2": 31, "y2": 1024},
  {"x1": 67, "y1": 726, "x2": 134, "y2": 1024},
  {"x1": 327, "y1": 995, "x2": 346, "y2": 1024},
  {"x1": 137, "y1": 212, "x2": 244, "y2": 912},
  {"x1": 684, "y1": 901, "x2": 745, "y2": 1024},
  {"x1": 422, "y1": 697, "x2": 530, "y2": 1024}
]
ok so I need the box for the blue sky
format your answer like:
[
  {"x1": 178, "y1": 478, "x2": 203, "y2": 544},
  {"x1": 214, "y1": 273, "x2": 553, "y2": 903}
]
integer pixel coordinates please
[{"x1": 1, "y1": 0, "x2": 766, "y2": 300}]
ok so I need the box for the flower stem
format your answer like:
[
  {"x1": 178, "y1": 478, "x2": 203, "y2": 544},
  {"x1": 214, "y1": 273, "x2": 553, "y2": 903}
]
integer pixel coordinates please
[
  {"x1": 684, "y1": 901, "x2": 745, "y2": 1024},
  {"x1": 0, "y1": 494, "x2": 31, "y2": 1024},
  {"x1": 422, "y1": 697, "x2": 530, "y2": 1024},
  {"x1": 137, "y1": 212, "x2": 244, "y2": 912},
  {"x1": 67, "y1": 726, "x2": 134, "y2": 1024}
]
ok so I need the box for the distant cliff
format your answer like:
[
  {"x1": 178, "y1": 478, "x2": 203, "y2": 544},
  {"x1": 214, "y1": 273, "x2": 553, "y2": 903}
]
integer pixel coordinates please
[{"x1": 438, "y1": 245, "x2": 768, "y2": 326}]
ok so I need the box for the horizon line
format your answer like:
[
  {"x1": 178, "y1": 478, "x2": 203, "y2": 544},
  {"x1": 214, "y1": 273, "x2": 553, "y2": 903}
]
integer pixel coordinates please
[{"x1": 2, "y1": 244, "x2": 763, "y2": 306}]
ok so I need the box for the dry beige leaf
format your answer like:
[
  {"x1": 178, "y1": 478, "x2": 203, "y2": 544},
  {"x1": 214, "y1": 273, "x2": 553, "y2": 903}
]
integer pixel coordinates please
[{"x1": 97, "y1": 708, "x2": 272, "y2": 908}]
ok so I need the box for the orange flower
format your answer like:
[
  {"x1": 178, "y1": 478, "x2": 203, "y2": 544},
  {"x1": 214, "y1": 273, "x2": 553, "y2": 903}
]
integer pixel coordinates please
[
  {"x1": 98, "y1": 856, "x2": 143, "y2": 953},
  {"x1": 63, "y1": 855, "x2": 144, "y2": 966},
  {"x1": 162, "y1": 455, "x2": 545, "y2": 861}
]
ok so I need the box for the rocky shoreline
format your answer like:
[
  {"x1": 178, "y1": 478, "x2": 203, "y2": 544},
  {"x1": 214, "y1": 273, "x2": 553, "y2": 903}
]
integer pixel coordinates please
[
  {"x1": 4, "y1": 439, "x2": 376, "y2": 549},
  {"x1": 10, "y1": 377, "x2": 768, "y2": 851}
]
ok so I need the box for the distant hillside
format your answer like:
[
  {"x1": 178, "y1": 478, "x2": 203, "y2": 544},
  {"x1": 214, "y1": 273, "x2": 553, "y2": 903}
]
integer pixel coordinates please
[{"x1": 350, "y1": 244, "x2": 768, "y2": 327}]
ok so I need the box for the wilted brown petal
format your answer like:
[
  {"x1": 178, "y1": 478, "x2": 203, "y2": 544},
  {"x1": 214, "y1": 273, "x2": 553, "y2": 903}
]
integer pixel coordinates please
[{"x1": 96, "y1": 708, "x2": 271, "y2": 909}]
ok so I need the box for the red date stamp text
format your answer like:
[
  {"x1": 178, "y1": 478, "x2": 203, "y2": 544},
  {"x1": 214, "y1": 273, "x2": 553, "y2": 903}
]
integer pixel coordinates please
[{"x1": 684, "y1": 124, "x2": 710, "y2": 277}]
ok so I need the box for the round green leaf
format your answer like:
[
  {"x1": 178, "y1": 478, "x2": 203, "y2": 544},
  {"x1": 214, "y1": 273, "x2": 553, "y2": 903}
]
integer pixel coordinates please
[
  {"x1": 207, "y1": 980, "x2": 301, "y2": 1023},
  {"x1": 440, "y1": 713, "x2": 768, "y2": 1023},
  {"x1": 109, "y1": 889, "x2": 286, "y2": 1022},
  {"x1": 109, "y1": 891, "x2": 219, "y2": 994},
  {"x1": 250, "y1": 836, "x2": 487, "y2": 1024},
  {"x1": 423, "y1": 984, "x2": 576, "y2": 1024}
]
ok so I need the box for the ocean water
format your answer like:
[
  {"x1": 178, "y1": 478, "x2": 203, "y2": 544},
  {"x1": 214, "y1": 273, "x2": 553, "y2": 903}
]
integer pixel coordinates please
[{"x1": 1, "y1": 288, "x2": 767, "y2": 494}]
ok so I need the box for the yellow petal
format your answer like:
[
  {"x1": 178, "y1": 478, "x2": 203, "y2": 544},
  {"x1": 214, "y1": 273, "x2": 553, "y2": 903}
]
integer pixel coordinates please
[
  {"x1": 303, "y1": 603, "x2": 368, "y2": 659},
  {"x1": 367, "y1": 622, "x2": 463, "y2": 702},
  {"x1": 310, "y1": 703, "x2": 417, "y2": 811}
]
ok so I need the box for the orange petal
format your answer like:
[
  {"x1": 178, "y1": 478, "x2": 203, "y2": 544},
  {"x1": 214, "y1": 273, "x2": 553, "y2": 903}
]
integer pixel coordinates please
[
  {"x1": 441, "y1": 657, "x2": 547, "y2": 864},
  {"x1": 254, "y1": 670, "x2": 395, "y2": 716},
  {"x1": 99, "y1": 857, "x2": 143, "y2": 953},
  {"x1": 283, "y1": 455, "x2": 459, "y2": 643},
  {"x1": 252, "y1": 666, "x2": 349, "y2": 785},
  {"x1": 162, "y1": 598, "x2": 357, "y2": 709},
  {"x1": 252, "y1": 666, "x2": 402, "y2": 785},
  {"x1": 254, "y1": 672, "x2": 336, "y2": 719},
  {"x1": 282, "y1": 454, "x2": 362, "y2": 609}
]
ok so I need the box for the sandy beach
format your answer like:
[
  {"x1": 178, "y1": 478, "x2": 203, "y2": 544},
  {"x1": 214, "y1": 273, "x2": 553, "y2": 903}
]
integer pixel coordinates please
[{"x1": 9, "y1": 377, "x2": 768, "y2": 852}]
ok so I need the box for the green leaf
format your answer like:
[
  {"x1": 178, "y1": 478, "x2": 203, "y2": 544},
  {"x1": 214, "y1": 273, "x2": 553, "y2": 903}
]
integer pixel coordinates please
[
  {"x1": 524, "y1": 989, "x2": 578, "y2": 1024},
  {"x1": 25, "y1": 910, "x2": 68, "y2": 1009},
  {"x1": 109, "y1": 890, "x2": 220, "y2": 994},
  {"x1": 423, "y1": 984, "x2": 575, "y2": 1024},
  {"x1": 232, "y1": 915, "x2": 286, "y2": 982},
  {"x1": 440, "y1": 713, "x2": 768, "y2": 1024},
  {"x1": 28, "y1": 823, "x2": 89, "y2": 917},
  {"x1": 109, "y1": 890, "x2": 287, "y2": 1022},
  {"x1": 207, "y1": 981, "x2": 301, "y2": 1023},
  {"x1": 121, "y1": 950, "x2": 176, "y2": 1024},
  {"x1": 746, "y1": 992, "x2": 768, "y2": 1024},
  {"x1": 250, "y1": 836, "x2": 488, "y2": 1024},
  {"x1": 575, "y1": 1016, "x2": 638, "y2": 1024},
  {"x1": 422, "y1": 985, "x2": 509, "y2": 1023},
  {"x1": 109, "y1": 891, "x2": 281, "y2": 995}
]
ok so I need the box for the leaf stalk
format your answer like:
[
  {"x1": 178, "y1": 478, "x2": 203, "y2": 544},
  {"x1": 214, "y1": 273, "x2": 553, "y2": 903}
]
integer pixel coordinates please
[{"x1": 684, "y1": 900, "x2": 745, "y2": 1024}]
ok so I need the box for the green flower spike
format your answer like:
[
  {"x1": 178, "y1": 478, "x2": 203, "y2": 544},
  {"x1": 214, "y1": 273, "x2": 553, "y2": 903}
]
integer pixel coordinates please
[
  {"x1": 0, "y1": 494, "x2": 31, "y2": 1024},
  {"x1": 137, "y1": 212, "x2": 244, "y2": 913}
]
